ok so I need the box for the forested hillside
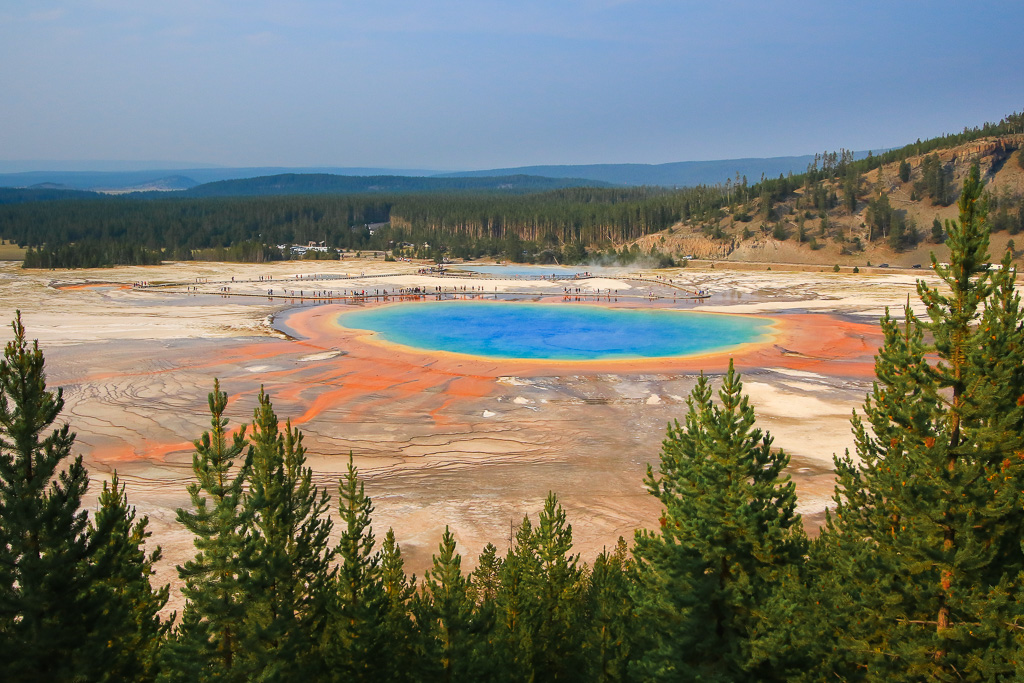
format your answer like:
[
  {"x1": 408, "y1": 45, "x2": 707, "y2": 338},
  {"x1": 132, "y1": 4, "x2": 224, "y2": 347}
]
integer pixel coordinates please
[{"x1": 636, "y1": 128, "x2": 1024, "y2": 267}]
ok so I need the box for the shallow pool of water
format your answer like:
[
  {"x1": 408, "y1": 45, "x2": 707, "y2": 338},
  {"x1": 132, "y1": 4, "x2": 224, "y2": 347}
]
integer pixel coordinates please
[{"x1": 338, "y1": 301, "x2": 772, "y2": 361}]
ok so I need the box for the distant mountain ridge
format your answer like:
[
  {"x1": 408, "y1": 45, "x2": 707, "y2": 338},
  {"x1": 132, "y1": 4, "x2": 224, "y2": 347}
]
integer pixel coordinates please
[
  {"x1": 0, "y1": 154, "x2": 879, "y2": 192},
  {"x1": 437, "y1": 153, "x2": 876, "y2": 187},
  {"x1": 0, "y1": 173, "x2": 610, "y2": 204},
  {"x1": 0, "y1": 167, "x2": 441, "y2": 192},
  {"x1": 177, "y1": 173, "x2": 611, "y2": 197}
]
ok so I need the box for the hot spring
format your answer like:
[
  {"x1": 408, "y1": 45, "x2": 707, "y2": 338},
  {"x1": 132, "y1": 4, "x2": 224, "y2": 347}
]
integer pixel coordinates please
[{"x1": 338, "y1": 302, "x2": 773, "y2": 361}]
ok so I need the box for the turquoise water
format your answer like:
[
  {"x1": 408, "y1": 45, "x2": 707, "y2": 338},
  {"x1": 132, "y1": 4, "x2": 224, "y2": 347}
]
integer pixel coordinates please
[{"x1": 338, "y1": 302, "x2": 772, "y2": 361}]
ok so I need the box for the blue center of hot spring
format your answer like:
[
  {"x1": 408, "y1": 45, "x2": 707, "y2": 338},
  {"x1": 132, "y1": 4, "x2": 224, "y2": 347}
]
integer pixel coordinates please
[{"x1": 338, "y1": 302, "x2": 772, "y2": 361}]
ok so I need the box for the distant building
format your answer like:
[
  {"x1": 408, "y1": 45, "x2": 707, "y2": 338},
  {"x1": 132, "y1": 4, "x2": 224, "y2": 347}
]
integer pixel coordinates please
[{"x1": 277, "y1": 241, "x2": 333, "y2": 255}]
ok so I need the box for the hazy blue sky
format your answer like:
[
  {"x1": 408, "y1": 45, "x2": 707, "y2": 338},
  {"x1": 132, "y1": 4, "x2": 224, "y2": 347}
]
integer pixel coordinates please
[{"x1": 2, "y1": 1, "x2": 1022, "y2": 170}]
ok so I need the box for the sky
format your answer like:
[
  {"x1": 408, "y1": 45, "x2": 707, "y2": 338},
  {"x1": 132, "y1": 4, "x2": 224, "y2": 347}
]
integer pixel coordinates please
[{"x1": 1, "y1": 1, "x2": 1023, "y2": 171}]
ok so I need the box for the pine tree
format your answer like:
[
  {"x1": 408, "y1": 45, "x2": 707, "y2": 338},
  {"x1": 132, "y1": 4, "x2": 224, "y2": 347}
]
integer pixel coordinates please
[
  {"x1": 89, "y1": 473, "x2": 170, "y2": 683},
  {"x1": 632, "y1": 362, "x2": 805, "y2": 682},
  {"x1": 468, "y1": 542, "x2": 504, "y2": 680},
  {"x1": 0, "y1": 313, "x2": 114, "y2": 682},
  {"x1": 470, "y1": 542, "x2": 502, "y2": 605},
  {"x1": 378, "y1": 528, "x2": 417, "y2": 681},
  {"x1": 416, "y1": 526, "x2": 489, "y2": 681},
  {"x1": 899, "y1": 159, "x2": 912, "y2": 183},
  {"x1": 919, "y1": 153, "x2": 952, "y2": 206},
  {"x1": 843, "y1": 167, "x2": 859, "y2": 214},
  {"x1": 821, "y1": 164, "x2": 1024, "y2": 678},
  {"x1": 583, "y1": 538, "x2": 636, "y2": 683},
  {"x1": 323, "y1": 455, "x2": 389, "y2": 681},
  {"x1": 524, "y1": 492, "x2": 587, "y2": 682},
  {"x1": 168, "y1": 380, "x2": 252, "y2": 681},
  {"x1": 493, "y1": 517, "x2": 537, "y2": 681},
  {"x1": 489, "y1": 495, "x2": 588, "y2": 682},
  {"x1": 237, "y1": 389, "x2": 335, "y2": 680},
  {"x1": 931, "y1": 215, "x2": 945, "y2": 243},
  {"x1": 747, "y1": 536, "x2": 850, "y2": 682}
]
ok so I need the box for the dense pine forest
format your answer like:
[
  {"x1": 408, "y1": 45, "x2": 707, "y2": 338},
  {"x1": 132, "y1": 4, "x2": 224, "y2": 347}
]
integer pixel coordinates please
[
  {"x1": 0, "y1": 187, "x2": 700, "y2": 267},
  {"x1": 4, "y1": 166, "x2": 1024, "y2": 680},
  {"x1": 1, "y1": 112, "x2": 1021, "y2": 268},
  {"x1": 4, "y1": 195, "x2": 393, "y2": 267}
]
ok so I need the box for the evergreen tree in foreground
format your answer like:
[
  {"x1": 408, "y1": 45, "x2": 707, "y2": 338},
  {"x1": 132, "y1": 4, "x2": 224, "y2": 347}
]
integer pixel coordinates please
[
  {"x1": 494, "y1": 516, "x2": 536, "y2": 680},
  {"x1": 492, "y1": 494, "x2": 589, "y2": 682},
  {"x1": 818, "y1": 164, "x2": 1024, "y2": 679},
  {"x1": 417, "y1": 526, "x2": 490, "y2": 681},
  {"x1": 0, "y1": 313, "x2": 109, "y2": 681},
  {"x1": 89, "y1": 473, "x2": 170, "y2": 683},
  {"x1": 237, "y1": 388, "x2": 335, "y2": 680},
  {"x1": 470, "y1": 542, "x2": 502, "y2": 605},
  {"x1": 0, "y1": 313, "x2": 168, "y2": 682},
  {"x1": 583, "y1": 538, "x2": 636, "y2": 683},
  {"x1": 323, "y1": 455, "x2": 390, "y2": 681},
  {"x1": 378, "y1": 528, "x2": 418, "y2": 681},
  {"x1": 523, "y1": 492, "x2": 587, "y2": 682},
  {"x1": 632, "y1": 361, "x2": 806, "y2": 682},
  {"x1": 165, "y1": 380, "x2": 252, "y2": 682}
]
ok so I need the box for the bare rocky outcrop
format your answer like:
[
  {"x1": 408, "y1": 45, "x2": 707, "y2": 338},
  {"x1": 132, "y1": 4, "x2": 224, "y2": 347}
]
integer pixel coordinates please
[{"x1": 632, "y1": 233, "x2": 731, "y2": 259}]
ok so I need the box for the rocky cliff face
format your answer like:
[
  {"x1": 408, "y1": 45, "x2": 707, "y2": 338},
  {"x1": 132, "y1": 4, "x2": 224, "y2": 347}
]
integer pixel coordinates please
[{"x1": 632, "y1": 233, "x2": 733, "y2": 259}]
